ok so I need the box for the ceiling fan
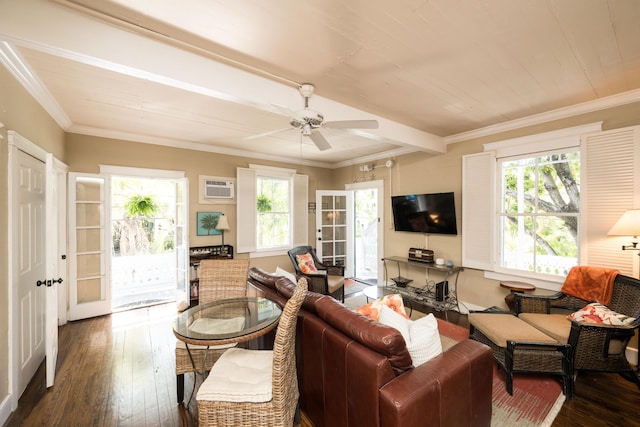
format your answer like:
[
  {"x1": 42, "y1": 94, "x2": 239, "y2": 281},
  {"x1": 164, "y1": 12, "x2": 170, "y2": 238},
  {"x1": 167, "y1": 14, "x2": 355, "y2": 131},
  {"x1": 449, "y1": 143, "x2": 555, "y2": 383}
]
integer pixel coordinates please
[{"x1": 249, "y1": 83, "x2": 379, "y2": 151}]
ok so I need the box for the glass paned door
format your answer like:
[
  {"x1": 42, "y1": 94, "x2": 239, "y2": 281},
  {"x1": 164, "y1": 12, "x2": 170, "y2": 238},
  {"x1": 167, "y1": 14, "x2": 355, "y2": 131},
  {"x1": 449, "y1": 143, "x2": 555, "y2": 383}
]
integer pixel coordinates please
[
  {"x1": 175, "y1": 178, "x2": 189, "y2": 303},
  {"x1": 68, "y1": 174, "x2": 110, "y2": 320},
  {"x1": 316, "y1": 191, "x2": 352, "y2": 274}
]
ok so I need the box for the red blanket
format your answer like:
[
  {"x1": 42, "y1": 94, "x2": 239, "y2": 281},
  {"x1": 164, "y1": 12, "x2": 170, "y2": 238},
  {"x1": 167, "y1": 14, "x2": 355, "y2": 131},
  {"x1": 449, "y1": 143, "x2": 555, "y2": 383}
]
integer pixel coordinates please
[{"x1": 560, "y1": 266, "x2": 618, "y2": 306}]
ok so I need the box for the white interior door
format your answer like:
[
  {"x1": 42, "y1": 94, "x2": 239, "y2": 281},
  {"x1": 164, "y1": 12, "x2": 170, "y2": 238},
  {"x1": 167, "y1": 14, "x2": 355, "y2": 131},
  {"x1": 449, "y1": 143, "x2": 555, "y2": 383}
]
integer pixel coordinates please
[
  {"x1": 9, "y1": 132, "x2": 47, "y2": 402},
  {"x1": 68, "y1": 173, "x2": 110, "y2": 321},
  {"x1": 175, "y1": 178, "x2": 189, "y2": 303},
  {"x1": 315, "y1": 191, "x2": 353, "y2": 276},
  {"x1": 44, "y1": 155, "x2": 67, "y2": 388}
]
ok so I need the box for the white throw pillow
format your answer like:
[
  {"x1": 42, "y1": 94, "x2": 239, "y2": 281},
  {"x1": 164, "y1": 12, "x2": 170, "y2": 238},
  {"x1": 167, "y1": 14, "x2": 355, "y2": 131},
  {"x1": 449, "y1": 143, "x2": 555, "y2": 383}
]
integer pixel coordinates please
[
  {"x1": 378, "y1": 304, "x2": 443, "y2": 366},
  {"x1": 275, "y1": 266, "x2": 297, "y2": 283}
]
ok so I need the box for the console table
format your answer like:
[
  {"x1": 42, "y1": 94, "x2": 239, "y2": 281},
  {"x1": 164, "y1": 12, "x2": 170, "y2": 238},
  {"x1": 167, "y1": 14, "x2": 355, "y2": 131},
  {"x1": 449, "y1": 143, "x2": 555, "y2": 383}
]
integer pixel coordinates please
[{"x1": 382, "y1": 256, "x2": 464, "y2": 315}]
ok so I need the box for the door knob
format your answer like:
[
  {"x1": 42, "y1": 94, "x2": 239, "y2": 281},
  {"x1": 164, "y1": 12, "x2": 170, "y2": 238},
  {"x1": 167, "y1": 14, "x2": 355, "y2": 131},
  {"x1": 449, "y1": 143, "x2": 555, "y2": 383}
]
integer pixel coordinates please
[{"x1": 36, "y1": 278, "x2": 63, "y2": 287}]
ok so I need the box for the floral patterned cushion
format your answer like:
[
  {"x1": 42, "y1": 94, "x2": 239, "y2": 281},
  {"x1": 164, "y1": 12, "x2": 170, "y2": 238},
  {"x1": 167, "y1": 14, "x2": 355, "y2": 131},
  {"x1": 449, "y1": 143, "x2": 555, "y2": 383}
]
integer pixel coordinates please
[
  {"x1": 296, "y1": 253, "x2": 318, "y2": 274},
  {"x1": 355, "y1": 294, "x2": 409, "y2": 321},
  {"x1": 567, "y1": 302, "x2": 635, "y2": 326}
]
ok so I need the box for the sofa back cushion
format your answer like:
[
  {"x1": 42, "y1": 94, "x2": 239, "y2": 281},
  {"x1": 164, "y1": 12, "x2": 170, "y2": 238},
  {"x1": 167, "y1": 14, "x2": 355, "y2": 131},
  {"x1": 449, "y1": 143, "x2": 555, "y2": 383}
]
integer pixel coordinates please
[
  {"x1": 314, "y1": 297, "x2": 413, "y2": 374},
  {"x1": 275, "y1": 277, "x2": 325, "y2": 314},
  {"x1": 247, "y1": 267, "x2": 279, "y2": 291}
]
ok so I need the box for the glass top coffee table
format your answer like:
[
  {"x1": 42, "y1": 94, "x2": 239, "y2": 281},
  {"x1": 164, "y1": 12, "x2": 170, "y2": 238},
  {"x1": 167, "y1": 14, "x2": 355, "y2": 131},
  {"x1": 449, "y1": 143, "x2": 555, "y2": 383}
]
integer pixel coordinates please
[{"x1": 173, "y1": 296, "x2": 282, "y2": 347}]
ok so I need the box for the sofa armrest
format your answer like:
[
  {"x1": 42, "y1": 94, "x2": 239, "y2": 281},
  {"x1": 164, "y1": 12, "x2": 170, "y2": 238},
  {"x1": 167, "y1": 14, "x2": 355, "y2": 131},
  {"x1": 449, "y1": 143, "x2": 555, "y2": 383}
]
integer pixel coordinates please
[{"x1": 379, "y1": 339, "x2": 493, "y2": 427}]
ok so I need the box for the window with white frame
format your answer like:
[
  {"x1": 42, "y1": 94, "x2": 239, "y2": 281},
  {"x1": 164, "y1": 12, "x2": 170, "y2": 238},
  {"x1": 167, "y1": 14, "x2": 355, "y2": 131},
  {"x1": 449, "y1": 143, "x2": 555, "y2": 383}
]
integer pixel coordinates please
[
  {"x1": 256, "y1": 175, "x2": 291, "y2": 249},
  {"x1": 461, "y1": 122, "x2": 608, "y2": 285},
  {"x1": 236, "y1": 165, "x2": 308, "y2": 255},
  {"x1": 497, "y1": 149, "x2": 580, "y2": 277}
]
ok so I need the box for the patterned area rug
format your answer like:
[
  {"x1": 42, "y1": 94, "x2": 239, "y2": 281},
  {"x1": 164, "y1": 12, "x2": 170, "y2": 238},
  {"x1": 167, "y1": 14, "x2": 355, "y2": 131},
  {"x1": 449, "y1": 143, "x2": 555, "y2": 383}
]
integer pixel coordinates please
[
  {"x1": 344, "y1": 295, "x2": 565, "y2": 426},
  {"x1": 343, "y1": 278, "x2": 370, "y2": 297}
]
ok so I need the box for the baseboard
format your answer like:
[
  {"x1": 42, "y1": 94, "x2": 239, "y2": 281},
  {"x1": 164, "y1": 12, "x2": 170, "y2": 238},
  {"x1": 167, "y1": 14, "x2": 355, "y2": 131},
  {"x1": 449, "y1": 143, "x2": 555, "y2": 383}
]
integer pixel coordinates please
[{"x1": 0, "y1": 394, "x2": 13, "y2": 427}]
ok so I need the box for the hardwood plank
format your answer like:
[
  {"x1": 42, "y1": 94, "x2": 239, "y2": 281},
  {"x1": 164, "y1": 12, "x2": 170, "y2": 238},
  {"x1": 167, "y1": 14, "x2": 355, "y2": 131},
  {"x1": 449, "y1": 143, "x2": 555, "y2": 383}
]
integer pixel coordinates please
[{"x1": 4, "y1": 301, "x2": 640, "y2": 427}]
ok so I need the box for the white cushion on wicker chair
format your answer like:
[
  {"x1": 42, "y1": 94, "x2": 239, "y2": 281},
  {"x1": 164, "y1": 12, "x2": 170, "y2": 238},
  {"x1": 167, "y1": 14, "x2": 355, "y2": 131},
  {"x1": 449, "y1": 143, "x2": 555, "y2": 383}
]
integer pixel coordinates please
[{"x1": 197, "y1": 348, "x2": 273, "y2": 403}]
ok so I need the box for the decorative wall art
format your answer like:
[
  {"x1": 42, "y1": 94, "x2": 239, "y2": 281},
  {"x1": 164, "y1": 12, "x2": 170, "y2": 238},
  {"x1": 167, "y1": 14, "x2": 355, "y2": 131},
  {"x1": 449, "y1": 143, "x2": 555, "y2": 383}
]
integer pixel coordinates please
[{"x1": 196, "y1": 211, "x2": 222, "y2": 236}]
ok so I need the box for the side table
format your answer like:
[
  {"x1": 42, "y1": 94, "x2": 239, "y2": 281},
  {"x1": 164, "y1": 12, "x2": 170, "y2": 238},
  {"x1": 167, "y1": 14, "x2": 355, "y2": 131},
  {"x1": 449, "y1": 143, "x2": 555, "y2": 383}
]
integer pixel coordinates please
[{"x1": 500, "y1": 281, "x2": 536, "y2": 312}]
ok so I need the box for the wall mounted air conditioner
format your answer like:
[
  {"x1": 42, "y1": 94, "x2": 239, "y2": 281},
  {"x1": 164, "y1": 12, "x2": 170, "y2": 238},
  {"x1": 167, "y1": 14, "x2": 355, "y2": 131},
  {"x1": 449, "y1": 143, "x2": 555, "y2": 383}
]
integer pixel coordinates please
[{"x1": 204, "y1": 180, "x2": 234, "y2": 199}]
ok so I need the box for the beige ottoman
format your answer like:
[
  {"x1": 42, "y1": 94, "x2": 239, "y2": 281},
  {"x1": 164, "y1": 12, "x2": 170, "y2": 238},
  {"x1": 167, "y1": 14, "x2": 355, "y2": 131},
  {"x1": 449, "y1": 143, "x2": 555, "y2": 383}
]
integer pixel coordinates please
[{"x1": 469, "y1": 312, "x2": 574, "y2": 397}]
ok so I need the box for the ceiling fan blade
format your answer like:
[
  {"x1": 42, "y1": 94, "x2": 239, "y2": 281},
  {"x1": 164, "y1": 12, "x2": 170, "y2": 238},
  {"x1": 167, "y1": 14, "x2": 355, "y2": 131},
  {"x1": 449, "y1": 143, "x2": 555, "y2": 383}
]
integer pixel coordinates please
[
  {"x1": 244, "y1": 127, "x2": 293, "y2": 140},
  {"x1": 309, "y1": 131, "x2": 331, "y2": 151},
  {"x1": 324, "y1": 119, "x2": 379, "y2": 130}
]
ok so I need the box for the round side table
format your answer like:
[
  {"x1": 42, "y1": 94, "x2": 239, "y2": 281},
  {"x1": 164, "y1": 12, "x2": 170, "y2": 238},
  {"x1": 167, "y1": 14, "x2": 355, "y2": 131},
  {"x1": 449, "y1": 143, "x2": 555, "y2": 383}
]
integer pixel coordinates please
[{"x1": 500, "y1": 281, "x2": 536, "y2": 312}]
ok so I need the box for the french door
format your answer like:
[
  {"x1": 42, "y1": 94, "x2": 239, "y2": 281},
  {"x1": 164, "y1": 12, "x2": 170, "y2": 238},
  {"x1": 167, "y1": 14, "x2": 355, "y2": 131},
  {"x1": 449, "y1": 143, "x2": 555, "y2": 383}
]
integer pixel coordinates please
[
  {"x1": 316, "y1": 181, "x2": 384, "y2": 284},
  {"x1": 316, "y1": 191, "x2": 353, "y2": 276},
  {"x1": 68, "y1": 172, "x2": 189, "y2": 320}
]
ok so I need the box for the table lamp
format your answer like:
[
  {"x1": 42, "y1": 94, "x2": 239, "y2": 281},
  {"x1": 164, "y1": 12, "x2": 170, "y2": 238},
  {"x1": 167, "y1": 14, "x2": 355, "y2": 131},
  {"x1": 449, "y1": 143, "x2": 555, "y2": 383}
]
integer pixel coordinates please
[{"x1": 216, "y1": 214, "x2": 230, "y2": 246}]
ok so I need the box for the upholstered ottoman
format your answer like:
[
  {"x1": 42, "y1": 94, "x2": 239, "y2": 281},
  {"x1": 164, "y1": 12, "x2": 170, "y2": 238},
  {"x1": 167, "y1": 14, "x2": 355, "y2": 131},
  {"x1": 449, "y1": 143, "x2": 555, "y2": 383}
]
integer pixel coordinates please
[{"x1": 468, "y1": 313, "x2": 574, "y2": 397}]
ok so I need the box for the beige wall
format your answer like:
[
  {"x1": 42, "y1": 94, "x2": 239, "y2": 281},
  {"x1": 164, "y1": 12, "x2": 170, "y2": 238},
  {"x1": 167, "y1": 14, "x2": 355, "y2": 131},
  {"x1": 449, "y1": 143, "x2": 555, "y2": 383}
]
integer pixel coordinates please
[
  {"x1": 333, "y1": 101, "x2": 640, "y2": 311},
  {"x1": 0, "y1": 65, "x2": 65, "y2": 414},
  {"x1": 65, "y1": 133, "x2": 334, "y2": 274}
]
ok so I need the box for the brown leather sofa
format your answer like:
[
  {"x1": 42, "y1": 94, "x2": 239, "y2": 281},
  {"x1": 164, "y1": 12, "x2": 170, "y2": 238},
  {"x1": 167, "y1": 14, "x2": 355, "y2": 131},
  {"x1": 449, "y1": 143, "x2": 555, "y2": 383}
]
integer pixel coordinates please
[{"x1": 247, "y1": 267, "x2": 493, "y2": 427}]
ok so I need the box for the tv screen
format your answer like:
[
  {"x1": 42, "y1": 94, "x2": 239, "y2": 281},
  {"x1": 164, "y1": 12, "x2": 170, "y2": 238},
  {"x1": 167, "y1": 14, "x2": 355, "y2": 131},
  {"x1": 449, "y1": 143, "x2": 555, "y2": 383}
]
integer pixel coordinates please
[{"x1": 391, "y1": 192, "x2": 457, "y2": 235}]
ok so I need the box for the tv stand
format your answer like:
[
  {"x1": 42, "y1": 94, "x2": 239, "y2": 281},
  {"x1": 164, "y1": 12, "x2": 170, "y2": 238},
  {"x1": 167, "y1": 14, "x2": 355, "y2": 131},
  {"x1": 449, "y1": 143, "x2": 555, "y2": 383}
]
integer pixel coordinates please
[{"x1": 382, "y1": 256, "x2": 464, "y2": 315}]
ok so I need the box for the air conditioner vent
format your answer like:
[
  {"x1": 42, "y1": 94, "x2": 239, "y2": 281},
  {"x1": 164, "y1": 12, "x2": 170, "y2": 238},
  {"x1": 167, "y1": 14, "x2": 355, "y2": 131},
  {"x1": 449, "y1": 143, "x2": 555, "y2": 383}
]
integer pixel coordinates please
[{"x1": 205, "y1": 180, "x2": 234, "y2": 199}]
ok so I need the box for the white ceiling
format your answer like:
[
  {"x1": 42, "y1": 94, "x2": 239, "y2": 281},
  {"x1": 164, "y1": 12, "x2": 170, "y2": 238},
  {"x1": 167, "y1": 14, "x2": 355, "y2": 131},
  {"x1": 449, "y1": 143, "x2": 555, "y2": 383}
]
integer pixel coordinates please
[{"x1": 1, "y1": 0, "x2": 640, "y2": 168}]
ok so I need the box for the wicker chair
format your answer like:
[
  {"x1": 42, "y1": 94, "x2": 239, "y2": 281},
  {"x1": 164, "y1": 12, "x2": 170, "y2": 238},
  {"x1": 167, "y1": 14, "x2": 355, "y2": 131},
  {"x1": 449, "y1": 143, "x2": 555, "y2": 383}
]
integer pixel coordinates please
[
  {"x1": 513, "y1": 273, "x2": 640, "y2": 390},
  {"x1": 196, "y1": 277, "x2": 308, "y2": 427},
  {"x1": 287, "y1": 245, "x2": 344, "y2": 302},
  {"x1": 175, "y1": 258, "x2": 250, "y2": 403}
]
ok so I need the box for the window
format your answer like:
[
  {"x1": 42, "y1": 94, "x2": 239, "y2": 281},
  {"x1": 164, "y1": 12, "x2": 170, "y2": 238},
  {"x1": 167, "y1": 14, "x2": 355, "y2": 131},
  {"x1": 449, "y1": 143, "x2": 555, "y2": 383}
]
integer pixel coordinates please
[
  {"x1": 462, "y1": 122, "x2": 605, "y2": 285},
  {"x1": 257, "y1": 175, "x2": 290, "y2": 249},
  {"x1": 498, "y1": 149, "x2": 580, "y2": 277},
  {"x1": 236, "y1": 165, "x2": 308, "y2": 255}
]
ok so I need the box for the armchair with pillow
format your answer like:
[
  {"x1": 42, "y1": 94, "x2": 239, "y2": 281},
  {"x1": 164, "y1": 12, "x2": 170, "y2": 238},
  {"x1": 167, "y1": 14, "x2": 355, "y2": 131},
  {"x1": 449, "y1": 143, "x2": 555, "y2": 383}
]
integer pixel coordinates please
[
  {"x1": 287, "y1": 245, "x2": 345, "y2": 302},
  {"x1": 513, "y1": 266, "x2": 640, "y2": 390}
]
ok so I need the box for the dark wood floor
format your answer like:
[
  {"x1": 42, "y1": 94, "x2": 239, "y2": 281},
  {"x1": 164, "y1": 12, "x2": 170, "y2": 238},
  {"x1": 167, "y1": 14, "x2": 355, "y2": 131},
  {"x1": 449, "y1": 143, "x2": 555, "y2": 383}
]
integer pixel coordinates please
[{"x1": 5, "y1": 301, "x2": 640, "y2": 426}]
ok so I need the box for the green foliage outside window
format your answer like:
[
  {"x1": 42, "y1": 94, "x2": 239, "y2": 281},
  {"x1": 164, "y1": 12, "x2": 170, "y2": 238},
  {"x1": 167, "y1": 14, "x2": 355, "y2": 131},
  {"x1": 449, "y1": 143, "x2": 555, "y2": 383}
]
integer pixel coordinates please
[
  {"x1": 257, "y1": 176, "x2": 290, "y2": 249},
  {"x1": 500, "y1": 150, "x2": 580, "y2": 276}
]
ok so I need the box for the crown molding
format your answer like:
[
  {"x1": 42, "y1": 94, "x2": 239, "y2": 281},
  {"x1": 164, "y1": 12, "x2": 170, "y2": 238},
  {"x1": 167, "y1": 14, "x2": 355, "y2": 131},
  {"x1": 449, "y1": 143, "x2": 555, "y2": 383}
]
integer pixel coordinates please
[{"x1": 444, "y1": 89, "x2": 640, "y2": 144}]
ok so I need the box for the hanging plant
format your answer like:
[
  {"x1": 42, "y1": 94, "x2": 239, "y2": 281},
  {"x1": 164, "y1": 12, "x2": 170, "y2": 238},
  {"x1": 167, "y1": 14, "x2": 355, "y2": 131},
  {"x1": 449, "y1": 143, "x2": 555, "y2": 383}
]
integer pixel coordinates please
[
  {"x1": 124, "y1": 194, "x2": 158, "y2": 218},
  {"x1": 257, "y1": 194, "x2": 272, "y2": 212}
]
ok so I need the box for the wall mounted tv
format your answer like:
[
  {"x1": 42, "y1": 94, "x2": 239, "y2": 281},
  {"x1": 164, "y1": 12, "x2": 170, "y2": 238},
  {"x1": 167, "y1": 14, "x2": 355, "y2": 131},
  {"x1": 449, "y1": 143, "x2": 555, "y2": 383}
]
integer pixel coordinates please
[{"x1": 391, "y1": 192, "x2": 457, "y2": 235}]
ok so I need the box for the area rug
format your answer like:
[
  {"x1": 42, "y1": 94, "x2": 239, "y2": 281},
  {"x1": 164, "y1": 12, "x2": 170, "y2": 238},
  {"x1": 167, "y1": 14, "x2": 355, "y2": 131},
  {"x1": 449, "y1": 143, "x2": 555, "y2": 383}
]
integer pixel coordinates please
[
  {"x1": 343, "y1": 278, "x2": 370, "y2": 297},
  {"x1": 431, "y1": 319, "x2": 565, "y2": 426},
  {"x1": 344, "y1": 295, "x2": 565, "y2": 426}
]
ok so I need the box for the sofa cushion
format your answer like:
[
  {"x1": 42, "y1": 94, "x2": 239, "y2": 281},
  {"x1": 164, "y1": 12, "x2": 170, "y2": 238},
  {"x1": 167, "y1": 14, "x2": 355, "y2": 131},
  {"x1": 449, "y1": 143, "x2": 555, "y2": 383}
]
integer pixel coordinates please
[
  {"x1": 275, "y1": 277, "x2": 325, "y2": 313},
  {"x1": 248, "y1": 267, "x2": 280, "y2": 291},
  {"x1": 517, "y1": 313, "x2": 571, "y2": 344},
  {"x1": 469, "y1": 313, "x2": 558, "y2": 347},
  {"x1": 378, "y1": 305, "x2": 442, "y2": 366},
  {"x1": 567, "y1": 302, "x2": 635, "y2": 326},
  {"x1": 315, "y1": 296, "x2": 413, "y2": 374}
]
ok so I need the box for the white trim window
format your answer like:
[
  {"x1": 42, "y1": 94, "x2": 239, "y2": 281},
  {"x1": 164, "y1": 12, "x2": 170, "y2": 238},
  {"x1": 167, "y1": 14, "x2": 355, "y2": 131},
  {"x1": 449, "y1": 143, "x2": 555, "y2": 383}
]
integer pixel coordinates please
[
  {"x1": 462, "y1": 122, "x2": 605, "y2": 287},
  {"x1": 497, "y1": 148, "x2": 580, "y2": 278},
  {"x1": 237, "y1": 165, "x2": 308, "y2": 256}
]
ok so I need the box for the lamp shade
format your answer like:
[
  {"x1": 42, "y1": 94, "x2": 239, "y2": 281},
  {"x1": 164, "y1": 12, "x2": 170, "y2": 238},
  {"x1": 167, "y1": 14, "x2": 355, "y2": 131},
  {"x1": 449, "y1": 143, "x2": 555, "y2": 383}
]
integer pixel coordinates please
[
  {"x1": 215, "y1": 214, "x2": 230, "y2": 231},
  {"x1": 607, "y1": 209, "x2": 640, "y2": 237}
]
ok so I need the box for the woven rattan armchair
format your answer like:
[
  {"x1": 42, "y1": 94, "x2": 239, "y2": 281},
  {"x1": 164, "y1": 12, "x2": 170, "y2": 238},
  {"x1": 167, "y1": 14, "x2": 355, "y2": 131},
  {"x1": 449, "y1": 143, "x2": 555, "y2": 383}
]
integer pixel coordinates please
[
  {"x1": 287, "y1": 245, "x2": 344, "y2": 302},
  {"x1": 197, "y1": 278, "x2": 308, "y2": 427},
  {"x1": 514, "y1": 273, "x2": 640, "y2": 390},
  {"x1": 175, "y1": 258, "x2": 250, "y2": 402}
]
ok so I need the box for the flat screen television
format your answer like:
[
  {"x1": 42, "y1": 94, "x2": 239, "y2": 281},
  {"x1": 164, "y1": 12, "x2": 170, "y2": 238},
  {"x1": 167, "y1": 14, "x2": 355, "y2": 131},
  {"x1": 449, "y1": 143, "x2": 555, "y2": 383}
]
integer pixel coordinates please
[{"x1": 391, "y1": 192, "x2": 457, "y2": 235}]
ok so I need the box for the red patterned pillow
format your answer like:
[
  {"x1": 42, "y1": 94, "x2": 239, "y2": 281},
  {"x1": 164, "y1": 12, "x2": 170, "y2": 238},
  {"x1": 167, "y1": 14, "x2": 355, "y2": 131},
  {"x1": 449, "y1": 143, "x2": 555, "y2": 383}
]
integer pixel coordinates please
[
  {"x1": 567, "y1": 303, "x2": 635, "y2": 326},
  {"x1": 296, "y1": 253, "x2": 318, "y2": 274}
]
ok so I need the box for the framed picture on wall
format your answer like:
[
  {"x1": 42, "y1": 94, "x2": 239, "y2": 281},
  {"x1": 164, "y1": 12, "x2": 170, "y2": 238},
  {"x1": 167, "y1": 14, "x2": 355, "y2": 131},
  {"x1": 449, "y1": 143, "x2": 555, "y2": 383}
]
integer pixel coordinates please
[{"x1": 196, "y1": 211, "x2": 223, "y2": 236}]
